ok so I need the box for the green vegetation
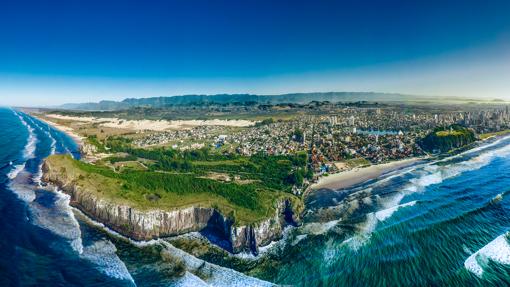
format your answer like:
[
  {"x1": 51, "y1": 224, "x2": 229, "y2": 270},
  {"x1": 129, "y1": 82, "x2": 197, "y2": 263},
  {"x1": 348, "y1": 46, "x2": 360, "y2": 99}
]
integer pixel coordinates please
[
  {"x1": 88, "y1": 136, "x2": 309, "y2": 192},
  {"x1": 254, "y1": 118, "x2": 275, "y2": 127},
  {"x1": 47, "y1": 155, "x2": 302, "y2": 225},
  {"x1": 420, "y1": 125, "x2": 476, "y2": 153},
  {"x1": 106, "y1": 154, "x2": 138, "y2": 163},
  {"x1": 86, "y1": 135, "x2": 107, "y2": 152},
  {"x1": 73, "y1": 129, "x2": 312, "y2": 225},
  {"x1": 345, "y1": 157, "x2": 371, "y2": 168},
  {"x1": 480, "y1": 129, "x2": 510, "y2": 140}
]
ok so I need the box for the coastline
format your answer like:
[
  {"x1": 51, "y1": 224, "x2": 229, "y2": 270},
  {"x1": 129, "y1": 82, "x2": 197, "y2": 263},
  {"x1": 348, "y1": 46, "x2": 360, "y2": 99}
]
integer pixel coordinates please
[
  {"x1": 310, "y1": 157, "x2": 423, "y2": 191},
  {"x1": 31, "y1": 114, "x2": 84, "y2": 147}
]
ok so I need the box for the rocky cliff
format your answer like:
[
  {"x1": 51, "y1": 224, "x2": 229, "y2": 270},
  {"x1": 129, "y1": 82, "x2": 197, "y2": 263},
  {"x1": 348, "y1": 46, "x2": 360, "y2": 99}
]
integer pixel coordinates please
[
  {"x1": 420, "y1": 125, "x2": 476, "y2": 153},
  {"x1": 42, "y1": 159, "x2": 297, "y2": 254}
]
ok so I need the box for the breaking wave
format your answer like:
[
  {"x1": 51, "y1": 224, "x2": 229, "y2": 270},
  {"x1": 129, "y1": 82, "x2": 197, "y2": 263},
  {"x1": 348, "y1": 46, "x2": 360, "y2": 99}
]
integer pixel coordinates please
[
  {"x1": 13, "y1": 111, "x2": 37, "y2": 160},
  {"x1": 375, "y1": 200, "x2": 416, "y2": 222},
  {"x1": 464, "y1": 232, "x2": 510, "y2": 277},
  {"x1": 333, "y1": 138, "x2": 510, "y2": 254},
  {"x1": 383, "y1": 138, "x2": 510, "y2": 208},
  {"x1": 80, "y1": 240, "x2": 135, "y2": 283},
  {"x1": 7, "y1": 110, "x2": 37, "y2": 183},
  {"x1": 7, "y1": 170, "x2": 37, "y2": 202},
  {"x1": 7, "y1": 163, "x2": 26, "y2": 180},
  {"x1": 73, "y1": 207, "x2": 273, "y2": 286},
  {"x1": 31, "y1": 187, "x2": 84, "y2": 254},
  {"x1": 32, "y1": 122, "x2": 57, "y2": 185}
]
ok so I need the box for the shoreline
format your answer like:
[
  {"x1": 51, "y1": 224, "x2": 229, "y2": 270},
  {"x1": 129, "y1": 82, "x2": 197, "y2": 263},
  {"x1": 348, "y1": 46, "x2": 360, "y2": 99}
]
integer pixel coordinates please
[
  {"x1": 31, "y1": 114, "x2": 84, "y2": 147},
  {"x1": 310, "y1": 157, "x2": 424, "y2": 191}
]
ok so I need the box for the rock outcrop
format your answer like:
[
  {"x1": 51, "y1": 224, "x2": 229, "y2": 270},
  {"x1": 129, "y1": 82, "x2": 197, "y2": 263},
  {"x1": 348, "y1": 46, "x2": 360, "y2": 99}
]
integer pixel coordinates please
[
  {"x1": 42, "y1": 160, "x2": 297, "y2": 254},
  {"x1": 420, "y1": 125, "x2": 476, "y2": 153}
]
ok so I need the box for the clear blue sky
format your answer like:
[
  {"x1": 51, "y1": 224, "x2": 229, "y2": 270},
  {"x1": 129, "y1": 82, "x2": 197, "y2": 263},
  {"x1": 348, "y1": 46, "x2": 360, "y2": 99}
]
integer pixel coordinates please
[{"x1": 1, "y1": 0, "x2": 510, "y2": 106}]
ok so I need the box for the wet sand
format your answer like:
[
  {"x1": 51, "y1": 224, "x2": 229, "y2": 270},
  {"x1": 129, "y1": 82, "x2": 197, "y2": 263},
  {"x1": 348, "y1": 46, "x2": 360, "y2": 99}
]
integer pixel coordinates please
[
  {"x1": 310, "y1": 158, "x2": 423, "y2": 191},
  {"x1": 32, "y1": 115, "x2": 84, "y2": 147}
]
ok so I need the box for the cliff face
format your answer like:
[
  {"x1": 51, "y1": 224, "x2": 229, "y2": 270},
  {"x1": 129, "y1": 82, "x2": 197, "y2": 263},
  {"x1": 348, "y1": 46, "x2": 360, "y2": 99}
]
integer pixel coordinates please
[
  {"x1": 231, "y1": 200, "x2": 298, "y2": 254},
  {"x1": 420, "y1": 125, "x2": 476, "y2": 153},
  {"x1": 42, "y1": 160, "x2": 296, "y2": 254}
]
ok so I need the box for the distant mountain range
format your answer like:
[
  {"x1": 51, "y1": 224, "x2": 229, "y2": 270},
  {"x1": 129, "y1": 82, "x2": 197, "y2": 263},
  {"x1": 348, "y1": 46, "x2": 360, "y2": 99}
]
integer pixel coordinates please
[{"x1": 57, "y1": 92, "x2": 422, "y2": 111}]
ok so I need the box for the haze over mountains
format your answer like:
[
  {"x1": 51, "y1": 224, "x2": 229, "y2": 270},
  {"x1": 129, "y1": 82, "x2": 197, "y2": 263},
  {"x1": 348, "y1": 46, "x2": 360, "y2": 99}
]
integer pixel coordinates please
[{"x1": 59, "y1": 92, "x2": 422, "y2": 111}]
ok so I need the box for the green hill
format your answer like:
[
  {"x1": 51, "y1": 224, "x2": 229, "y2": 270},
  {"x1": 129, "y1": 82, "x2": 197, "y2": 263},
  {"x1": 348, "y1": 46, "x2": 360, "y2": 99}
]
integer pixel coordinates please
[{"x1": 420, "y1": 125, "x2": 476, "y2": 153}]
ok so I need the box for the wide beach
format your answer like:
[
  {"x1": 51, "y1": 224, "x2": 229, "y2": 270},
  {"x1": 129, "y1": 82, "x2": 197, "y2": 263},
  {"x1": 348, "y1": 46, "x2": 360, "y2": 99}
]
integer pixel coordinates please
[
  {"x1": 31, "y1": 114, "x2": 85, "y2": 147},
  {"x1": 310, "y1": 157, "x2": 423, "y2": 191}
]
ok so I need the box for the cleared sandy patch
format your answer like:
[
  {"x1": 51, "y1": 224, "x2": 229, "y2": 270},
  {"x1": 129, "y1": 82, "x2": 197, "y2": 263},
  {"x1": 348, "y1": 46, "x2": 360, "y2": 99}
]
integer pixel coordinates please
[
  {"x1": 46, "y1": 114, "x2": 97, "y2": 122},
  {"x1": 47, "y1": 114, "x2": 255, "y2": 131}
]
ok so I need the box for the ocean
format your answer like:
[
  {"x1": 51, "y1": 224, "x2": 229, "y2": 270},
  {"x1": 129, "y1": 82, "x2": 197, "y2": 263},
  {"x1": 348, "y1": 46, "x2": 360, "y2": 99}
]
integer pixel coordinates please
[{"x1": 2, "y1": 107, "x2": 510, "y2": 286}]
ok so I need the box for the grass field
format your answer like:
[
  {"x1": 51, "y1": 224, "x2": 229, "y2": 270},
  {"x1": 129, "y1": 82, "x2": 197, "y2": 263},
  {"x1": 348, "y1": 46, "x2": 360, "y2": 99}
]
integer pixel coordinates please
[
  {"x1": 435, "y1": 130, "x2": 466, "y2": 137},
  {"x1": 345, "y1": 157, "x2": 371, "y2": 168},
  {"x1": 46, "y1": 155, "x2": 302, "y2": 225},
  {"x1": 480, "y1": 129, "x2": 510, "y2": 140}
]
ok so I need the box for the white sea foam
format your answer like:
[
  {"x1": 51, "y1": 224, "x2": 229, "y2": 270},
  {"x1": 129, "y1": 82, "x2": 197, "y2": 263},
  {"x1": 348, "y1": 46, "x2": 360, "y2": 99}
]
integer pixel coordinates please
[
  {"x1": 301, "y1": 219, "x2": 340, "y2": 235},
  {"x1": 31, "y1": 187, "x2": 84, "y2": 254},
  {"x1": 492, "y1": 193, "x2": 504, "y2": 203},
  {"x1": 439, "y1": 133, "x2": 510, "y2": 163},
  {"x1": 80, "y1": 240, "x2": 135, "y2": 284},
  {"x1": 323, "y1": 238, "x2": 341, "y2": 265},
  {"x1": 31, "y1": 189, "x2": 137, "y2": 284},
  {"x1": 47, "y1": 127, "x2": 57, "y2": 155},
  {"x1": 73, "y1": 208, "x2": 274, "y2": 286},
  {"x1": 33, "y1": 167, "x2": 43, "y2": 187},
  {"x1": 7, "y1": 163, "x2": 26, "y2": 180},
  {"x1": 27, "y1": 117, "x2": 57, "y2": 185},
  {"x1": 365, "y1": 140, "x2": 510, "y2": 231},
  {"x1": 172, "y1": 271, "x2": 209, "y2": 287},
  {"x1": 328, "y1": 137, "x2": 510, "y2": 255},
  {"x1": 14, "y1": 111, "x2": 37, "y2": 160},
  {"x1": 6, "y1": 112, "x2": 136, "y2": 284},
  {"x1": 340, "y1": 213, "x2": 379, "y2": 252},
  {"x1": 159, "y1": 241, "x2": 274, "y2": 287},
  {"x1": 375, "y1": 201, "x2": 416, "y2": 222},
  {"x1": 392, "y1": 140, "x2": 510, "y2": 203},
  {"x1": 341, "y1": 201, "x2": 416, "y2": 252},
  {"x1": 6, "y1": 159, "x2": 37, "y2": 202},
  {"x1": 291, "y1": 234, "x2": 308, "y2": 246},
  {"x1": 233, "y1": 225, "x2": 295, "y2": 260},
  {"x1": 464, "y1": 232, "x2": 510, "y2": 277},
  {"x1": 29, "y1": 116, "x2": 57, "y2": 155}
]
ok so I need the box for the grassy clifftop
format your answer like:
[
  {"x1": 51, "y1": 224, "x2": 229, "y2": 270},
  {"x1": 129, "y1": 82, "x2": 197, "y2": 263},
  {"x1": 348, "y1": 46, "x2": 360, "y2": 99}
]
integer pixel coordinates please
[
  {"x1": 45, "y1": 154, "x2": 302, "y2": 225},
  {"x1": 420, "y1": 125, "x2": 476, "y2": 153}
]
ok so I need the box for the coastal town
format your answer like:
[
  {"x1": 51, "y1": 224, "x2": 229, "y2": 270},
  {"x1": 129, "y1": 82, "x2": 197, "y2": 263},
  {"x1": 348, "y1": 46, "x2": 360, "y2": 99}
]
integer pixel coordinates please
[
  {"x1": 34, "y1": 101, "x2": 510, "y2": 196},
  {"x1": 121, "y1": 102, "x2": 510, "y2": 183}
]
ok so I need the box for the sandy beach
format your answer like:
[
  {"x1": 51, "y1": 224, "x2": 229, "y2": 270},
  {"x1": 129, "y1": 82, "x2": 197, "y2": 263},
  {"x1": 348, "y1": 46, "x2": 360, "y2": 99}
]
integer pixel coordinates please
[
  {"x1": 32, "y1": 115, "x2": 85, "y2": 147},
  {"x1": 310, "y1": 157, "x2": 423, "y2": 191}
]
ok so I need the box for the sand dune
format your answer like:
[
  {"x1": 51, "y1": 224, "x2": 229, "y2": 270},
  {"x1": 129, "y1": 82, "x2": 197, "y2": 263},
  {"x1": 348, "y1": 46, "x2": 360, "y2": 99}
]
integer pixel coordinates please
[{"x1": 47, "y1": 114, "x2": 255, "y2": 131}]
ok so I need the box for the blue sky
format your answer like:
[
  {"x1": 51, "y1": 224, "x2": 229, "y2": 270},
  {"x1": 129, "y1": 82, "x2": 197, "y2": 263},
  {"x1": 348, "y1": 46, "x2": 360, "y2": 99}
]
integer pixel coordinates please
[{"x1": 1, "y1": 0, "x2": 509, "y2": 106}]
